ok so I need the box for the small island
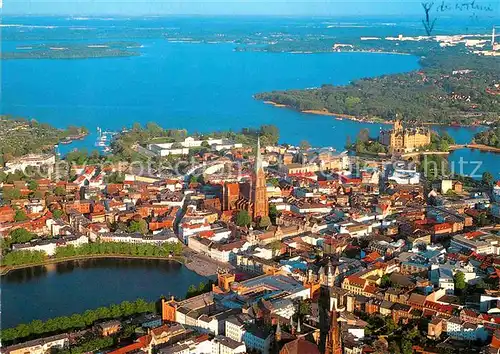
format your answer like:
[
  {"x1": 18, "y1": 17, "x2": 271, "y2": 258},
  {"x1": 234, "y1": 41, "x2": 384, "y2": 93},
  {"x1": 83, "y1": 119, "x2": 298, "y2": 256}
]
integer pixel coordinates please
[{"x1": 2, "y1": 41, "x2": 142, "y2": 60}]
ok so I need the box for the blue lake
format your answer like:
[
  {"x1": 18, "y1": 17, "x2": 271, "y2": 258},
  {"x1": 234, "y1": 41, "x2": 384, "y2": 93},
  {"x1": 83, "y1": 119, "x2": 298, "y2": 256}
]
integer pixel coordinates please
[
  {"x1": 1, "y1": 17, "x2": 498, "y2": 175},
  {"x1": 0, "y1": 258, "x2": 207, "y2": 328}
]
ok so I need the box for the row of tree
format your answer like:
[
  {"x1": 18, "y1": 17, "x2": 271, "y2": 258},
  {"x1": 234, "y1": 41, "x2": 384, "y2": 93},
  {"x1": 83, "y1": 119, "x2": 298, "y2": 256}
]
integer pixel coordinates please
[
  {"x1": 1, "y1": 249, "x2": 47, "y2": 266},
  {"x1": 0, "y1": 298, "x2": 155, "y2": 343},
  {"x1": 54, "y1": 242, "x2": 183, "y2": 259},
  {"x1": 1, "y1": 241, "x2": 183, "y2": 267},
  {"x1": 185, "y1": 280, "x2": 213, "y2": 299}
]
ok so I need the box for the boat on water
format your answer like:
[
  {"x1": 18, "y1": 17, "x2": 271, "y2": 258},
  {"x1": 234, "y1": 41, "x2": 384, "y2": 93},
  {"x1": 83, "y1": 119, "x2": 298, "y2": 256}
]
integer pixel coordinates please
[{"x1": 335, "y1": 117, "x2": 343, "y2": 121}]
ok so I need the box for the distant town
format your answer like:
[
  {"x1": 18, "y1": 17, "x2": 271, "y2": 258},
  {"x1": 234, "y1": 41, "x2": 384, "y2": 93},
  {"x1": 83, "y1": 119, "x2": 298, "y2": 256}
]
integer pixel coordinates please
[{"x1": 1, "y1": 115, "x2": 500, "y2": 354}]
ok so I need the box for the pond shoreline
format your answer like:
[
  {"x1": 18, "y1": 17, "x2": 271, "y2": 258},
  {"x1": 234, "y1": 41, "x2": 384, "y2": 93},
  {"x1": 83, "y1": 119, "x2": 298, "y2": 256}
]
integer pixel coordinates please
[{"x1": 0, "y1": 254, "x2": 185, "y2": 276}]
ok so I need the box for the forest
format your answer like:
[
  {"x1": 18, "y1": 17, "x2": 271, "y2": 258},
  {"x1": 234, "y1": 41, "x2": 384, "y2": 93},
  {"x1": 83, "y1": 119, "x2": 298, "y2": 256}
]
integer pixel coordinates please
[
  {"x1": 255, "y1": 46, "x2": 500, "y2": 125},
  {"x1": 3, "y1": 42, "x2": 141, "y2": 60},
  {"x1": 0, "y1": 116, "x2": 88, "y2": 163}
]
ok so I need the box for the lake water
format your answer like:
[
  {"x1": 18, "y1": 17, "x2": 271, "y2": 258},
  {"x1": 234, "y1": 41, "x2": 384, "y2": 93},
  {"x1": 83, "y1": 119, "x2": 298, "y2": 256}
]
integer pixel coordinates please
[
  {"x1": 2, "y1": 16, "x2": 498, "y2": 177},
  {"x1": 0, "y1": 258, "x2": 207, "y2": 328}
]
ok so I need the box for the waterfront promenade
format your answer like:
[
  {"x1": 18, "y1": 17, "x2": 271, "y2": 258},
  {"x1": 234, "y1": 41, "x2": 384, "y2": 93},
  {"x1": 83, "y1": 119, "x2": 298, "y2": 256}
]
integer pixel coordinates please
[{"x1": 183, "y1": 248, "x2": 235, "y2": 278}]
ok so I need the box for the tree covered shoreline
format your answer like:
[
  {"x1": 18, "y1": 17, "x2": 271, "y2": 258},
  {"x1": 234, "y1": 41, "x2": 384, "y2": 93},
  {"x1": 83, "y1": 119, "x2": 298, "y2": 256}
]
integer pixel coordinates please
[{"x1": 255, "y1": 47, "x2": 500, "y2": 125}]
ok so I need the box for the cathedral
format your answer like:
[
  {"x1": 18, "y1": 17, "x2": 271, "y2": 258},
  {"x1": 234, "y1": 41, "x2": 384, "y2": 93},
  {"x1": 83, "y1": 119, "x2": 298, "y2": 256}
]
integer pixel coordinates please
[
  {"x1": 251, "y1": 137, "x2": 269, "y2": 220},
  {"x1": 223, "y1": 137, "x2": 268, "y2": 222}
]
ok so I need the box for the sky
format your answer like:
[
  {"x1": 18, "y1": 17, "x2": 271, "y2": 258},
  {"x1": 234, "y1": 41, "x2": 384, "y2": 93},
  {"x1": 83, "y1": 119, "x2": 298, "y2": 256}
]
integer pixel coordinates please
[
  {"x1": 1, "y1": 0, "x2": 499, "y2": 17},
  {"x1": 0, "y1": 0, "x2": 447, "y2": 16}
]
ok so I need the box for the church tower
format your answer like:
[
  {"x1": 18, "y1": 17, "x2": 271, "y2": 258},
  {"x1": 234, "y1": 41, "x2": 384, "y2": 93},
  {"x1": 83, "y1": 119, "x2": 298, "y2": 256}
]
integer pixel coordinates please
[
  {"x1": 325, "y1": 309, "x2": 342, "y2": 354},
  {"x1": 251, "y1": 136, "x2": 268, "y2": 220}
]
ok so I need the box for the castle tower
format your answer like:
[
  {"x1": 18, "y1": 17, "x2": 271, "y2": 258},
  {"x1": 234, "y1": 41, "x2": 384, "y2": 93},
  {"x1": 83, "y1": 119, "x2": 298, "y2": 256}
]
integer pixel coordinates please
[
  {"x1": 324, "y1": 310, "x2": 342, "y2": 354},
  {"x1": 393, "y1": 115, "x2": 403, "y2": 132},
  {"x1": 251, "y1": 136, "x2": 268, "y2": 220}
]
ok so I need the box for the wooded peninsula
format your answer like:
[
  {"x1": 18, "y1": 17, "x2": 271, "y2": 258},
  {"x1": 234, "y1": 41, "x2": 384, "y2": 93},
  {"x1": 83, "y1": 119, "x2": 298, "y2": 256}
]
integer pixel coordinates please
[{"x1": 255, "y1": 46, "x2": 500, "y2": 125}]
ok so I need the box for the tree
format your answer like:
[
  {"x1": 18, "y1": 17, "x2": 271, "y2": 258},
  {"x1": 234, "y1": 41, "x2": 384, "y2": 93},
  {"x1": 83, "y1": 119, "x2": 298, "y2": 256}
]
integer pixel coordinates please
[
  {"x1": 3, "y1": 188, "x2": 21, "y2": 201},
  {"x1": 14, "y1": 209, "x2": 28, "y2": 222},
  {"x1": 186, "y1": 284, "x2": 197, "y2": 298},
  {"x1": 27, "y1": 180, "x2": 38, "y2": 191},
  {"x1": 52, "y1": 209, "x2": 64, "y2": 219},
  {"x1": 236, "y1": 210, "x2": 251, "y2": 227},
  {"x1": 380, "y1": 274, "x2": 392, "y2": 288},
  {"x1": 258, "y1": 216, "x2": 271, "y2": 229},
  {"x1": 9, "y1": 228, "x2": 35, "y2": 244},
  {"x1": 198, "y1": 282, "x2": 206, "y2": 293},
  {"x1": 269, "y1": 204, "x2": 279, "y2": 224},
  {"x1": 269, "y1": 240, "x2": 282, "y2": 253},
  {"x1": 454, "y1": 271, "x2": 466, "y2": 291},
  {"x1": 260, "y1": 125, "x2": 280, "y2": 145},
  {"x1": 267, "y1": 177, "x2": 279, "y2": 187},
  {"x1": 54, "y1": 186, "x2": 66, "y2": 196},
  {"x1": 299, "y1": 140, "x2": 311, "y2": 151},
  {"x1": 482, "y1": 172, "x2": 494, "y2": 186},
  {"x1": 357, "y1": 128, "x2": 370, "y2": 143},
  {"x1": 146, "y1": 122, "x2": 165, "y2": 136},
  {"x1": 401, "y1": 339, "x2": 412, "y2": 354},
  {"x1": 128, "y1": 219, "x2": 148, "y2": 234}
]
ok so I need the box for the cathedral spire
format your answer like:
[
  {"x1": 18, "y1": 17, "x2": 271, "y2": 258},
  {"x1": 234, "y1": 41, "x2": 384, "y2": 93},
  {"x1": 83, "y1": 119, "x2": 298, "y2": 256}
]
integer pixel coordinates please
[
  {"x1": 325, "y1": 309, "x2": 342, "y2": 354},
  {"x1": 251, "y1": 135, "x2": 268, "y2": 220},
  {"x1": 255, "y1": 135, "x2": 263, "y2": 172}
]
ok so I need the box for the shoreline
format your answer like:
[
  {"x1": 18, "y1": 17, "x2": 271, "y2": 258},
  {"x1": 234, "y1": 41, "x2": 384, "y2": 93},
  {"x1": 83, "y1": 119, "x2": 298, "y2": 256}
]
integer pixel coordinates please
[
  {"x1": 0, "y1": 254, "x2": 185, "y2": 276},
  {"x1": 262, "y1": 101, "x2": 487, "y2": 128},
  {"x1": 263, "y1": 101, "x2": 393, "y2": 124},
  {"x1": 450, "y1": 143, "x2": 500, "y2": 154}
]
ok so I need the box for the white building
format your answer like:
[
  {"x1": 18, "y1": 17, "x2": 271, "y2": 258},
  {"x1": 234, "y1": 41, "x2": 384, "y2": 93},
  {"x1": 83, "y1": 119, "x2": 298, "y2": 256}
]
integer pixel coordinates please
[
  {"x1": 148, "y1": 137, "x2": 242, "y2": 157},
  {"x1": 211, "y1": 335, "x2": 246, "y2": 354},
  {"x1": 99, "y1": 233, "x2": 179, "y2": 245},
  {"x1": 3, "y1": 334, "x2": 69, "y2": 354},
  {"x1": 446, "y1": 317, "x2": 488, "y2": 342},
  {"x1": 430, "y1": 265, "x2": 454, "y2": 295},
  {"x1": 225, "y1": 317, "x2": 247, "y2": 342},
  {"x1": 388, "y1": 163, "x2": 420, "y2": 185},
  {"x1": 179, "y1": 222, "x2": 212, "y2": 244},
  {"x1": 12, "y1": 239, "x2": 59, "y2": 256},
  {"x1": 4, "y1": 154, "x2": 56, "y2": 174}
]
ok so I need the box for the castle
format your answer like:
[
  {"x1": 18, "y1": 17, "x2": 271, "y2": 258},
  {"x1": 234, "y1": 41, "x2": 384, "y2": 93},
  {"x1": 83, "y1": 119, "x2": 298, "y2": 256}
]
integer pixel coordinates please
[{"x1": 379, "y1": 117, "x2": 431, "y2": 154}]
